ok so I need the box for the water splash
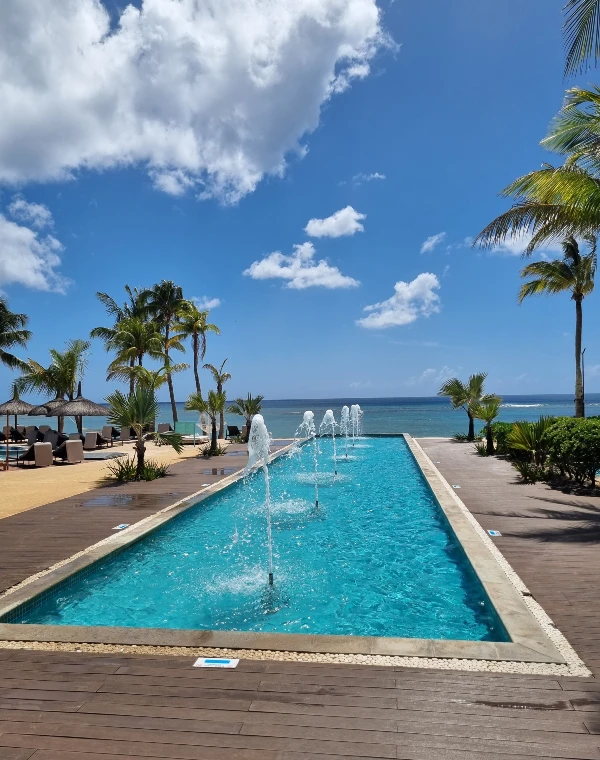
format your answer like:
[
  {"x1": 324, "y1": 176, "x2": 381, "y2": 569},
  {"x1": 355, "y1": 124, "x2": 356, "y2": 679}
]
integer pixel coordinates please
[
  {"x1": 296, "y1": 411, "x2": 319, "y2": 507},
  {"x1": 340, "y1": 405, "x2": 350, "y2": 459},
  {"x1": 246, "y1": 414, "x2": 275, "y2": 586},
  {"x1": 320, "y1": 409, "x2": 338, "y2": 476},
  {"x1": 350, "y1": 404, "x2": 363, "y2": 443}
]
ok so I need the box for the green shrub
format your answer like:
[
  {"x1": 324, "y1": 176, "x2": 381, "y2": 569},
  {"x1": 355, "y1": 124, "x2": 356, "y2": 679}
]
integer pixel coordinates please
[
  {"x1": 105, "y1": 456, "x2": 170, "y2": 482},
  {"x1": 545, "y1": 417, "x2": 600, "y2": 486},
  {"x1": 507, "y1": 417, "x2": 553, "y2": 465},
  {"x1": 486, "y1": 421, "x2": 515, "y2": 455},
  {"x1": 512, "y1": 461, "x2": 548, "y2": 484},
  {"x1": 474, "y1": 442, "x2": 489, "y2": 456},
  {"x1": 199, "y1": 443, "x2": 229, "y2": 457}
]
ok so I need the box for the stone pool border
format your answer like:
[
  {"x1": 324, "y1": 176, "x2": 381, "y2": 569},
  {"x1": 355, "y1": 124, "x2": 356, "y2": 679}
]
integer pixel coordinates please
[{"x1": 0, "y1": 435, "x2": 589, "y2": 676}]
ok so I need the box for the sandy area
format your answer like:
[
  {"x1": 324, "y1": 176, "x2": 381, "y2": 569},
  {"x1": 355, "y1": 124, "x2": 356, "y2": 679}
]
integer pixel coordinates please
[{"x1": 0, "y1": 441, "x2": 205, "y2": 520}]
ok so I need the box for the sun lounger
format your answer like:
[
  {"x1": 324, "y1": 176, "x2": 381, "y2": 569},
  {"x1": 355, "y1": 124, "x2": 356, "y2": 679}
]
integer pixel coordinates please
[
  {"x1": 26, "y1": 429, "x2": 42, "y2": 446},
  {"x1": 34, "y1": 442, "x2": 53, "y2": 467},
  {"x1": 11, "y1": 428, "x2": 26, "y2": 442},
  {"x1": 101, "y1": 425, "x2": 115, "y2": 446},
  {"x1": 69, "y1": 433, "x2": 84, "y2": 441},
  {"x1": 157, "y1": 423, "x2": 173, "y2": 434},
  {"x1": 118, "y1": 428, "x2": 131, "y2": 444},
  {"x1": 226, "y1": 425, "x2": 241, "y2": 439},
  {"x1": 38, "y1": 425, "x2": 51, "y2": 434},
  {"x1": 54, "y1": 439, "x2": 84, "y2": 464},
  {"x1": 83, "y1": 432, "x2": 98, "y2": 451},
  {"x1": 42, "y1": 431, "x2": 59, "y2": 451},
  {"x1": 96, "y1": 432, "x2": 110, "y2": 448}
]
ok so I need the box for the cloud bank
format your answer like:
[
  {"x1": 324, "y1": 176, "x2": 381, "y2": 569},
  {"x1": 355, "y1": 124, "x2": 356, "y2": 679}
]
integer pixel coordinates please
[
  {"x1": 0, "y1": 0, "x2": 388, "y2": 203},
  {"x1": 244, "y1": 242, "x2": 359, "y2": 289},
  {"x1": 357, "y1": 272, "x2": 441, "y2": 329}
]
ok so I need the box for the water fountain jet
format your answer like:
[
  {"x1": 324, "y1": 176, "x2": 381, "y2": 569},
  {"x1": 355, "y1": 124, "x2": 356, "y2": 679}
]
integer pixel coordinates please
[
  {"x1": 246, "y1": 414, "x2": 275, "y2": 585},
  {"x1": 320, "y1": 409, "x2": 338, "y2": 476},
  {"x1": 340, "y1": 406, "x2": 350, "y2": 459},
  {"x1": 296, "y1": 411, "x2": 319, "y2": 507}
]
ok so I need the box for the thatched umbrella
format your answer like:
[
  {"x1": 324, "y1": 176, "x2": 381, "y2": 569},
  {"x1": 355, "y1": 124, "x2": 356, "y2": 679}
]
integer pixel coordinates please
[
  {"x1": 52, "y1": 383, "x2": 107, "y2": 432},
  {"x1": 0, "y1": 389, "x2": 34, "y2": 470},
  {"x1": 28, "y1": 394, "x2": 67, "y2": 432}
]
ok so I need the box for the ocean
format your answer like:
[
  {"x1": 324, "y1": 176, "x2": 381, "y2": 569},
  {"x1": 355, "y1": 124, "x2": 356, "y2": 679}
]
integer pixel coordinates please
[{"x1": 14, "y1": 394, "x2": 600, "y2": 439}]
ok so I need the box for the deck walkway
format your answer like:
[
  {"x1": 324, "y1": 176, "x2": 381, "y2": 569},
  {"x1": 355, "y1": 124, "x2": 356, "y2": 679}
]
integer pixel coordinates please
[{"x1": 0, "y1": 437, "x2": 599, "y2": 758}]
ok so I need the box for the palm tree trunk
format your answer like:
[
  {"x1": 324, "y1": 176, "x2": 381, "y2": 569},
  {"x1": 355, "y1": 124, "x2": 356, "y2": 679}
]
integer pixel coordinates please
[
  {"x1": 245, "y1": 415, "x2": 251, "y2": 443},
  {"x1": 467, "y1": 411, "x2": 475, "y2": 441},
  {"x1": 211, "y1": 417, "x2": 218, "y2": 454},
  {"x1": 575, "y1": 297, "x2": 585, "y2": 418},
  {"x1": 193, "y1": 333, "x2": 207, "y2": 430},
  {"x1": 135, "y1": 436, "x2": 146, "y2": 480},
  {"x1": 217, "y1": 381, "x2": 224, "y2": 440},
  {"x1": 486, "y1": 423, "x2": 495, "y2": 456},
  {"x1": 165, "y1": 325, "x2": 178, "y2": 424}
]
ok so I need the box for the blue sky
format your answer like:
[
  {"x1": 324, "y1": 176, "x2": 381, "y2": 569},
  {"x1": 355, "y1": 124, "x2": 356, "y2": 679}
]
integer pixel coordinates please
[{"x1": 0, "y1": 0, "x2": 593, "y2": 402}]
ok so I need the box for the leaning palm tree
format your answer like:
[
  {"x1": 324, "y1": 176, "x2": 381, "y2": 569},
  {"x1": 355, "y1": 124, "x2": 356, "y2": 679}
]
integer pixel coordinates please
[
  {"x1": 106, "y1": 387, "x2": 183, "y2": 480},
  {"x1": 103, "y1": 317, "x2": 166, "y2": 395},
  {"x1": 17, "y1": 339, "x2": 90, "y2": 432},
  {"x1": 519, "y1": 237, "x2": 595, "y2": 417},
  {"x1": 185, "y1": 390, "x2": 226, "y2": 456},
  {"x1": 473, "y1": 398, "x2": 502, "y2": 456},
  {"x1": 228, "y1": 393, "x2": 265, "y2": 442},
  {"x1": 0, "y1": 297, "x2": 31, "y2": 372},
  {"x1": 174, "y1": 302, "x2": 220, "y2": 397},
  {"x1": 564, "y1": 0, "x2": 600, "y2": 77},
  {"x1": 203, "y1": 359, "x2": 231, "y2": 439},
  {"x1": 144, "y1": 281, "x2": 188, "y2": 423},
  {"x1": 438, "y1": 373, "x2": 500, "y2": 441}
]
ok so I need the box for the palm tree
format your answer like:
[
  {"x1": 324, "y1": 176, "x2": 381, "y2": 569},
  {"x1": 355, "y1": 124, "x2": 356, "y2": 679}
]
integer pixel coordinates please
[
  {"x1": 473, "y1": 398, "x2": 502, "y2": 455},
  {"x1": 185, "y1": 390, "x2": 226, "y2": 455},
  {"x1": 174, "y1": 303, "x2": 220, "y2": 396},
  {"x1": 144, "y1": 281, "x2": 187, "y2": 423},
  {"x1": 564, "y1": 0, "x2": 600, "y2": 77},
  {"x1": 106, "y1": 387, "x2": 183, "y2": 480},
  {"x1": 228, "y1": 393, "x2": 264, "y2": 442},
  {"x1": 17, "y1": 339, "x2": 90, "y2": 432},
  {"x1": 203, "y1": 359, "x2": 231, "y2": 439},
  {"x1": 0, "y1": 297, "x2": 31, "y2": 372},
  {"x1": 102, "y1": 317, "x2": 165, "y2": 395},
  {"x1": 438, "y1": 373, "x2": 500, "y2": 441},
  {"x1": 518, "y1": 237, "x2": 595, "y2": 417}
]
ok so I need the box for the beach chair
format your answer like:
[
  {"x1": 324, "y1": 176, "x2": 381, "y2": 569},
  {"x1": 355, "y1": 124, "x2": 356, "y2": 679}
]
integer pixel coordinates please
[
  {"x1": 26, "y1": 428, "x2": 41, "y2": 446},
  {"x1": 54, "y1": 439, "x2": 83, "y2": 464},
  {"x1": 11, "y1": 427, "x2": 26, "y2": 442},
  {"x1": 226, "y1": 425, "x2": 241, "y2": 439},
  {"x1": 101, "y1": 425, "x2": 114, "y2": 446},
  {"x1": 83, "y1": 432, "x2": 98, "y2": 451},
  {"x1": 118, "y1": 427, "x2": 131, "y2": 445},
  {"x1": 2, "y1": 425, "x2": 11, "y2": 441},
  {"x1": 69, "y1": 433, "x2": 84, "y2": 441},
  {"x1": 96, "y1": 431, "x2": 110, "y2": 448},
  {"x1": 38, "y1": 425, "x2": 51, "y2": 434},
  {"x1": 157, "y1": 423, "x2": 173, "y2": 434},
  {"x1": 34, "y1": 442, "x2": 53, "y2": 467},
  {"x1": 42, "y1": 431, "x2": 59, "y2": 451}
]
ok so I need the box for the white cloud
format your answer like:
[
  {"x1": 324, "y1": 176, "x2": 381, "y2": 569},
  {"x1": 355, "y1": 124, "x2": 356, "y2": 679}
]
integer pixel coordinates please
[
  {"x1": 420, "y1": 232, "x2": 446, "y2": 254},
  {"x1": 193, "y1": 296, "x2": 221, "y2": 310},
  {"x1": 8, "y1": 195, "x2": 53, "y2": 229},
  {"x1": 489, "y1": 233, "x2": 562, "y2": 257},
  {"x1": 0, "y1": 0, "x2": 389, "y2": 204},
  {"x1": 357, "y1": 272, "x2": 441, "y2": 329},
  {"x1": 305, "y1": 206, "x2": 366, "y2": 238},
  {"x1": 0, "y1": 214, "x2": 68, "y2": 292},
  {"x1": 352, "y1": 171, "x2": 385, "y2": 185},
  {"x1": 243, "y1": 241, "x2": 359, "y2": 289},
  {"x1": 407, "y1": 365, "x2": 456, "y2": 387}
]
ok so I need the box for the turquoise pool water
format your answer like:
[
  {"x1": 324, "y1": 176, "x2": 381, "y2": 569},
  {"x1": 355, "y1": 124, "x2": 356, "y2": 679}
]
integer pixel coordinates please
[{"x1": 10, "y1": 437, "x2": 507, "y2": 641}]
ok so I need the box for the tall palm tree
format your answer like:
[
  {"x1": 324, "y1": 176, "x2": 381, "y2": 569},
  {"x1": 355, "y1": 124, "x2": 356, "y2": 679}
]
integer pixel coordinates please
[
  {"x1": 185, "y1": 390, "x2": 226, "y2": 456},
  {"x1": 106, "y1": 387, "x2": 183, "y2": 480},
  {"x1": 203, "y1": 359, "x2": 231, "y2": 439},
  {"x1": 228, "y1": 393, "x2": 264, "y2": 442},
  {"x1": 564, "y1": 0, "x2": 600, "y2": 77},
  {"x1": 0, "y1": 297, "x2": 31, "y2": 372},
  {"x1": 518, "y1": 237, "x2": 595, "y2": 417},
  {"x1": 473, "y1": 398, "x2": 502, "y2": 455},
  {"x1": 174, "y1": 303, "x2": 220, "y2": 396},
  {"x1": 17, "y1": 339, "x2": 90, "y2": 432},
  {"x1": 144, "y1": 281, "x2": 187, "y2": 423},
  {"x1": 103, "y1": 317, "x2": 166, "y2": 395},
  {"x1": 438, "y1": 373, "x2": 500, "y2": 441}
]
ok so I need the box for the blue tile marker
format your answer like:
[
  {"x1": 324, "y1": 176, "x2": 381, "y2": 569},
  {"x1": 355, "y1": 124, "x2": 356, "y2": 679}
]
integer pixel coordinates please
[
  {"x1": 488, "y1": 530, "x2": 502, "y2": 537},
  {"x1": 113, "y1": 524, "x2": 130, "y2": 530},
  {"x1": 193, "y1": 657, "x2": 239, "y2": 668}
]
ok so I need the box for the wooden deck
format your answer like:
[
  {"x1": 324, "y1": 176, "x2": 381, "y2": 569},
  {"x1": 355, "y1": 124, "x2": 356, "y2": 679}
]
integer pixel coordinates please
[{"x1": 0, "y1": 437, "x2": 600, "y2": 758}]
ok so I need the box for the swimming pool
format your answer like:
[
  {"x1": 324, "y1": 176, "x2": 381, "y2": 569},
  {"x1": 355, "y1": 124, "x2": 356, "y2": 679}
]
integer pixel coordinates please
[
  {"x1": 0, "y1": 445, "x2": 26, "y2": 460},
  {"x1": 6, "y1": 437, "x2": 507, "y2": 642}
]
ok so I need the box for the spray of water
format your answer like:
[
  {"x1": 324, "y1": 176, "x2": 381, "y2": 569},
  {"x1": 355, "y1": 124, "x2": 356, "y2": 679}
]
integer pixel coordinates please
[
  {"x1": 340, "y1": 405, "x2": 350, "y2": 459},
  {"x1": 246, "y1": 414, "x2": 275, "y2": 585},
  {"x1": 296, "y1": 411, "x2": 319, "y2": 507},
  {"x1": 350, "y1": 404, "x2": 359, "y2": 446},
  {"x1": 320, "y1": 409, "x2": 338, "y2": 476}
]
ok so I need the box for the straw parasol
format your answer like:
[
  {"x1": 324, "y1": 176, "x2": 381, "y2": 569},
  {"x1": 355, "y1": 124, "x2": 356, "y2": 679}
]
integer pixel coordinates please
[
  {"x1": 28, "y1": 395, "x2": 67, "y2": 431},
  {"x1": 52, "y1": 382, "x2": 107, "y2": 419},
  {"x1": 0, "y1": 388, "x2": 34, "y2": 470}
]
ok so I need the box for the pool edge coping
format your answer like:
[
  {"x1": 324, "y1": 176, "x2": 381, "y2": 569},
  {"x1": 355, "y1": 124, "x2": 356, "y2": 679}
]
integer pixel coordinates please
[{"x1": 0, "y1": 435, "x2": 587, "y2": 673}]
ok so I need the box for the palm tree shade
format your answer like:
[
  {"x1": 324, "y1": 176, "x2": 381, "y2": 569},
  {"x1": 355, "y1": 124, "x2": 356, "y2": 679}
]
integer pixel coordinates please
[
  {"x1": 438, "y1": 373, "x2": 500, "y2": 441},
  {"x1": 0, "y1": 297, "x2": 31, "y2": 373},
  {"x1": 228, "y1": 394, "x2": 265, "y2": 442},
  {"x1": 203, "y1": 360, "x2": 231, "y2": 439},
  {"x1": 518, "y1": 237, "x2": 595, "y2": 417}
]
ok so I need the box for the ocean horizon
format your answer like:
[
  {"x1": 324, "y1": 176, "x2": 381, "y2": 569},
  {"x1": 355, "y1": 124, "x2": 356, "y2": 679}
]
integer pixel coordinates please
[{"x1": 17, "y1": 393, "x2": 600, "y2": 439}]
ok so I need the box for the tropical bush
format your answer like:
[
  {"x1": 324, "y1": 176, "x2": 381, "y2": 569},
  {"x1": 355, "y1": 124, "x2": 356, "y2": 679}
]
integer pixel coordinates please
[
  {"x1": 484, "y1": 421, "x2": 515, "y2": 456},
  {"x1": 199, "y1": 442, "x2": 229, "y2": 457},
  {"x1": 511, "y1": 461, "x2": 548, "y2": 484},
  {"x1": 474, "y1": 442, "x2": 489, "y2": 457},
  {"x1": 106, "y1": 456, "x2": 170, "y2": 482},
  {"x1": 507, "y1": 417, "x2": 553, "y2": 465},
  {"x1": 545, "y1": 417, "x2": 600, "y2": 486}
]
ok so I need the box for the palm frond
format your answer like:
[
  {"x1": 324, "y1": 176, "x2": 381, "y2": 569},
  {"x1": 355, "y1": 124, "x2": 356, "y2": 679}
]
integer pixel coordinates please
[{"x1": 564, "y1": 0, "x2": 600, "y2": 77}]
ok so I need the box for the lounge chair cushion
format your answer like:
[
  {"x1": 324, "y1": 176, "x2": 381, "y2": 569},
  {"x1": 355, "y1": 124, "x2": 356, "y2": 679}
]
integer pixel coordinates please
[{"x1": 34, "y1": 442, "x2": 53, "y2": 467}]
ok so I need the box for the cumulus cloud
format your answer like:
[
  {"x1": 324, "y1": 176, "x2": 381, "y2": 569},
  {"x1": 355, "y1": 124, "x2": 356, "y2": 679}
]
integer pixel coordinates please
[
  {"x1": 305, "y1": 206, "x2": 366, "y2": 238},
  {"x1": 357, "y1": 272, "x2": 441, "y2": 329},
  {"x1": 420, "y1": 232, "x2": 446, "y2": 254},
  {"x1": 193, "y1": 296, "x2": 221, "y2": 310},
  {"x1": 243, "y1": 241, "x2": 359, "y2": 289},
  {"x1": 0, "y1": 0, "x2": 389, "y2": 203},
  {"x1": 352, "y1": 171, "x2": 385, "y2": 185},
  {"x1": 0, "y1": 214, "x2": 68, "y2": 292},
  {"x1": 8, "y1": 196, "x2": 53, "y2": 229}
]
